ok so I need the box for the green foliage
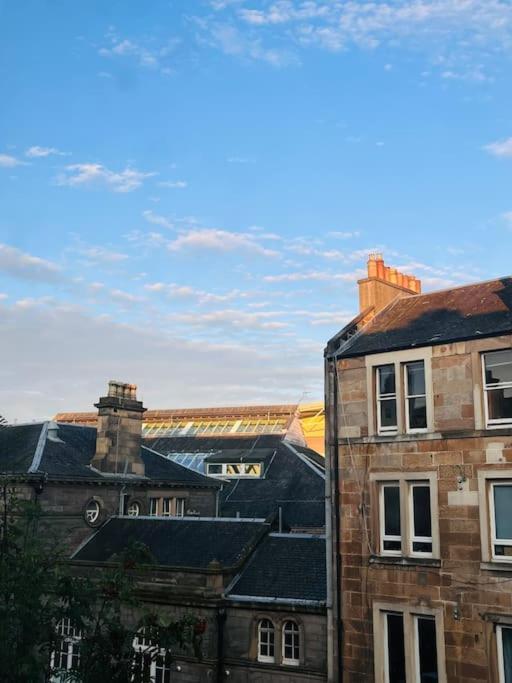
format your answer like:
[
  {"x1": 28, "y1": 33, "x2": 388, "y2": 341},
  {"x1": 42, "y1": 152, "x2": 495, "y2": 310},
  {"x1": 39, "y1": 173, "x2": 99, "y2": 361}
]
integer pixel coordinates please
[{"x1": 0, "y1": 482, "x2": 205, "y2": 683}]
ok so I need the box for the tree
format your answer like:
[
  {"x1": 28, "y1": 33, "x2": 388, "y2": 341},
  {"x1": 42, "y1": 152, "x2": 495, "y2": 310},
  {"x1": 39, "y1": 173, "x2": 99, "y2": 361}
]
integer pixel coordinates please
[{"x1": 0, "y1": 482, "x2": 205, "y2": 683}]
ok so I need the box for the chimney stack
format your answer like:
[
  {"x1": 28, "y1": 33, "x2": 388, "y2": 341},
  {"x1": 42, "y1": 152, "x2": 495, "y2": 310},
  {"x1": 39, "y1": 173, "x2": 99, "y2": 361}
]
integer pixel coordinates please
[
  {"x1": 358, "y1": 253, "x2": 421, "y2": 317},
  {"x1": 91, "y1": 381, "x2": 146, "y2": 475}
]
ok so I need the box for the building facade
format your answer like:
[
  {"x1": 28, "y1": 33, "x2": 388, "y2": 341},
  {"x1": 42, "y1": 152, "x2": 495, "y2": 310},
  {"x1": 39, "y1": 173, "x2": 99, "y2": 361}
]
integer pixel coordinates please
[{"x1": 325, "y1": 255, "x2": 512, "y2": 682}]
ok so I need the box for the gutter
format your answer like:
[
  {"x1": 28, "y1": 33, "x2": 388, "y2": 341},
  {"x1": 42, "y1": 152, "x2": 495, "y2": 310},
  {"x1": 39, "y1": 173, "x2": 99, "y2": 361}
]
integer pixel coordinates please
[{"x1": 324, "y1": 352, "x2": 342, "y2": 683}]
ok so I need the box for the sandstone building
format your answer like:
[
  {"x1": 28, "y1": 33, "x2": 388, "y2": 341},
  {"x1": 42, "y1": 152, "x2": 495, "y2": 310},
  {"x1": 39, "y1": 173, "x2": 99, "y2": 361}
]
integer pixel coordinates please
[
  {"x1": 325, "y1": 255, "x2": 512, "y2": 682},
  {"x1": 0, "y1": 381, "x2": 327, "y2": 682}
]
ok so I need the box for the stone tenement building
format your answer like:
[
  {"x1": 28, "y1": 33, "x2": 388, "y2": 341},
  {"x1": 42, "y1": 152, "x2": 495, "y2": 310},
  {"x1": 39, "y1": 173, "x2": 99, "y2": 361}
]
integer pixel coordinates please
[
  {"x1": 0, "y1": 381, "x2": 327, "y2": 683},
  {"x1": 325, "y1": 254, "x2": 512, "y2": 682}
]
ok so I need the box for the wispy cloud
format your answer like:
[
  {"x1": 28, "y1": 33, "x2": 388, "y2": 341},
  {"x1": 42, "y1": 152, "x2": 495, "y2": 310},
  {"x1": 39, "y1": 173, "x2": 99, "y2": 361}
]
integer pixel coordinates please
[
  {"x1": 98, "y1": 28, "x2": 179, "y2": 73},
  {"x1": 157, "y1": 180, "x2": 188, "y2": 188},
  {"x1": 0, "y1": 153, "x2": 28, "y2": 168},
  {"x1": 56, "y1": 163, "x2": 156, "y2": 193},
  {"x1": 484, "y1": 137, "x2": 512, "y2": 158},
  {"x1": 169, "y1": 308, "x2": 289, "y2": 331},
  {"x1": 204, "y1": 0, "x2": 512, "y2": 78},
  {"x1": 73, "y1": 244, "x2": 129, "y2": 264},
  {"x1": 0, "y1": 243, "x2": 62, "y2": 283},
  {"x1": 264, "y1": 269, "x2": 361, "y2": 283},
  {"x1": 25, "y1": 146, "x2": 68, "y2": 158},
  {"x1": 142, "y1": 209, "x2": 174, "y2": 230},
  {"x1": 145, "y1": 282, "x2": 246, "y2": 304},
  {"x1": 167, "y1": 228, "x2": 279, "y2": 256}
]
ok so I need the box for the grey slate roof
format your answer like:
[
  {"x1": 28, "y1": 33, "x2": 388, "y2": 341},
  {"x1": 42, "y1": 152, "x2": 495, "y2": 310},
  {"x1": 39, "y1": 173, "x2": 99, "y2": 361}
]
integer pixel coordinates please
[
  {"x1": 329, "y1": 276, "x2": 512, "y2": 358},
  {"x1": 228, "y1": 534, "x2": 326, "y2": 603},
  {"x1": 144, "y1": 435, "x2": 325, "y2": 530},
  {"x1": 0, "y1": 422, "x2": 219, "y2": 488},
  {"x1": 73, "y1": 517, "x2": 269, "y2": 569}
]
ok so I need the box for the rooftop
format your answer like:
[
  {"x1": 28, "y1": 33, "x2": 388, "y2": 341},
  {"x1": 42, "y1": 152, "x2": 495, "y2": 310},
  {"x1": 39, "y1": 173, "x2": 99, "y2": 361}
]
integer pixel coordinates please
[
  {"x1": 0, "y1": 422, "x2": 219, "y2": 488},
  {"x1": 227, "y1": 533, "x2": 326, "y2": 604},
  {"x1": 72, "y1": 517, "x2": 269, "y2": 569},
  {"x1": 329, "y1": 276, "x2": 512, "y2": 358}
]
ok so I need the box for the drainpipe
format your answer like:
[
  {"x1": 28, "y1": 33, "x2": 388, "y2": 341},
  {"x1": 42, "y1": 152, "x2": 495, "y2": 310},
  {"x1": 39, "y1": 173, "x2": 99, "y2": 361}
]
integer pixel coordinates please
[
  {"x1": 325, "y1": 352, "x2": 342, "y2": 683},
  {"x1": 216, "y1": 606, "x2": 226, "y2": 683}
]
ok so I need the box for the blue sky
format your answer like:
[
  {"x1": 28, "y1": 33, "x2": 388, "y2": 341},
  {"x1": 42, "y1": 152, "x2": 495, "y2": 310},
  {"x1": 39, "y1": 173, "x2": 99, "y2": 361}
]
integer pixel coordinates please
[{"x1": 1, "y1": 0, "x2": 512, "y2": 420}]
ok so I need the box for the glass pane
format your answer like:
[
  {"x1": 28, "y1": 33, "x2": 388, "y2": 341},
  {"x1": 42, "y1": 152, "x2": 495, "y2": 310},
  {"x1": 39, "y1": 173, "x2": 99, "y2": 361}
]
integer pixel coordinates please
[
  {"x1": 384, "y1": 486, "x2": 401, "y2": 536},
  {"x1": 502, "y1": 627, "x2": 512, "y2": 683},
  {"x1": 380, "y1": 399, "x2": 397, "y2": 428},
  {"x1": 408, "y1": 397, "x2": 427, "y2": 429},
  {"x1": 413, "y1": 541, "x2": 433, "y2": 553},
  {"x1": 386, "y1": 613, "x2": 406, "y2": 683},
  {"x1": 379, "y1": 365, "x2": 396, "y2": 395},
  {"x1": 207, "y1": 464, "x2": 222, "y2": 474},
  {"x1": 407, "y1": 361, "x2": 425, "y2": 395},
  {"x1": 487, "y1": 388, "x2": 512, "y2": 421},
  {"x1": 383, "y1": 539, "x2": 402, "y2": 551},
  {"x1": 413, "y1": 485, "x2": 432, "y2": 539},
  {"x1": 417, "y1": 617, "x2": 438, "y2": 682},
  {"x1": 485, "y1": 350, "x2": 512, "y2": 385},
  {"x1": 494, "y1": 485, "x2": 512, "y2": 540}
]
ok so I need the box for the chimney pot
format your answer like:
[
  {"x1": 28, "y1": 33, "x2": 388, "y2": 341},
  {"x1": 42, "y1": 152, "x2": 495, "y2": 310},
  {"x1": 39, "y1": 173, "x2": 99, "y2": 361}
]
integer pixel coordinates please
[
  {"x1": 389, "y1": 268, "x2": 398, "y2": 285},
  {"x1": 367, "y1": 254, "x2": 378, "y2": 278},
  {"x1": 376, "y1": 255, "x2": 385, "y2": 279}
]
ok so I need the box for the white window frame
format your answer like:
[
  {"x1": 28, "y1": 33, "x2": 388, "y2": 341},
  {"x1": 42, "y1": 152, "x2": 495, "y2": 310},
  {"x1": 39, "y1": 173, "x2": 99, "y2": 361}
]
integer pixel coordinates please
[
  {"x1": 482, "y1": 350, "x2": 512, "y2": 429},
  {"x1": 376, "y1": 364, "x2": 398, "y2": 435},
  {"x1": 489, "y1": 481, "x2": 512, "y2": 563},
  {"x1": 366, "y1": 348, "x2": 433, "y2": 437},
  {"x1": 206, "y1": 462, "x2": 263, "y2": 478},
  {"x1": 372, "y1": 472, "x2": 439, "y2": 560},
  {"x1": 51, "y1": 619, "x2": 81, "y2": 679},
  {"x1": 149, "y1": 497, "x2": 159, "y2": 516},
  {"x1": 175, "y1": 498, "x2": 185, "y2": 517},
  {"x1": 161, "y1": 497, "x2": 172, "y2": 517},
  {"x1": 408, "y1": 482, "x2": 433, "y2": 558},
  {"x1": 497, "y1": 624, "x2": 512, "y2": 683},
  {"x1": 132, "y1": 630, "x2": 172, "y2": 683},
  {"x1": 281, "y1": 620, "x2": 300, "y2": 666},
  {"x1": 404, "y1": 360, "x2": 428, "y2": 434},
  {"x1": 379, "y1": 482, "x2": 402, "y2": 556},
  {"x1": 127, "y1": 501, "x2": 140, "y2": 517},
  {"x1": 374, "y1": 602, "x2": 447, "y2": 683},
  {"x1": 257, "y1": 619, "x2": 275, "y2": 663}
]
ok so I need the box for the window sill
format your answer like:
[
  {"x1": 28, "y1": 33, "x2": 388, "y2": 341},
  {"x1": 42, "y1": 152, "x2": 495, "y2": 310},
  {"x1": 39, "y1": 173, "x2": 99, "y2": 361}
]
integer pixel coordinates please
[
  {"x1": 369, "y1": 555, "x2": 441, "y2": 568},
  {"x1": 480, "y1": 561, "x2": 512, "y2": 573}
]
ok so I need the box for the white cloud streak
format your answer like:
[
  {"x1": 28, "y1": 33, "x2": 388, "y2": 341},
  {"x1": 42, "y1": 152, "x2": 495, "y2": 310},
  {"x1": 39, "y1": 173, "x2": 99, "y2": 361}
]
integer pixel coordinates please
[
  {"x1": 56, "y1": 163, "x2": 155, "y2": 193},
  {"x1": 484, "y1": 137, "x2": 512, "y2": 158},
  {"x1": 25, "y1": 146, "x2": 68, "y2": 158},
  {"x1": 0, "y1": 244, "x2": 62, "y2": 283},
  {"x1": 0, "y1": 154, "x2": 28, "y2": 168}
]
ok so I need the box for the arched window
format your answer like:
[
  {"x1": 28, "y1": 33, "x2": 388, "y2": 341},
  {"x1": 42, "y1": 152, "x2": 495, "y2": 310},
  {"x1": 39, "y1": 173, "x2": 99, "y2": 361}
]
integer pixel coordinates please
[
  {"x1": 282, "y1": 621, "x2": 300, "y2": 666},
  {"x1": 127, "y1": 501, "x2": 140, "y2": 517},
  {"x1": 257, "y1": 619, "x2": 275, "y2": 663}
]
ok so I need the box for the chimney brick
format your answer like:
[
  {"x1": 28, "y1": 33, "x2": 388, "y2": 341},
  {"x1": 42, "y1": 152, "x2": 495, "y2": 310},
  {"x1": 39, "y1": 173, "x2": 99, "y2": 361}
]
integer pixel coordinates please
[
  {"x1": 358, "y1": 254, "x2": 421, "y2": 317},
  {"x1": 91, "y1": 381, "x2": 146, "y2": 475}
]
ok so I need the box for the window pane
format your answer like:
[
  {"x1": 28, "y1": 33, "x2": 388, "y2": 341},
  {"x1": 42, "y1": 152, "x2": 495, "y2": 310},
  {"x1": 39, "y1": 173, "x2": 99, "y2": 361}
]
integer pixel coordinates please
[
  {"x1": 487, "y1": 388, "x2": 512, "y2": 421},
  {"x1": 494, "y1": 485, "x2": 512, "y2": 540},
  {"x1": 386, "y1": 613, "x2": 406, "y2": 683},
  {"x1": 417, "y1": 617, "x2": 438, "y2": 682},
  {"x1": 207, "y1": 464, "x2": 222, "y2": 474},
  {"x1": 502, "y1": 627, "x2": 512, "y2": 683},
  {"x1": 384, "y1": 486, "x2": 401, "y2": 537},
  {"x1": 413, "y1": 485, "x2": 432, "y2": 538},
  {"x1": 379, "y1": 365, "x2": 396, "y2": 395},
  {"x1": 407, "y1": 361, "x2": 425, "y2": 395},
  {"x1": 408, "y1": 397, "x2": 427, "y2": 429},
  {"x1": 485, "y1": 350, "x2": 512, "y2": 385},
  {"x1": 380, "y1": 399, "x2": 397, "y2": 428}
]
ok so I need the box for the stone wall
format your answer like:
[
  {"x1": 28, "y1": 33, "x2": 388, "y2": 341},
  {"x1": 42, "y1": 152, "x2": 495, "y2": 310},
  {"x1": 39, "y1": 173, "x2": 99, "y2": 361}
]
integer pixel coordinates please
[{"x1": 335, "y1": 334, "x2": 512, "y2": 682}]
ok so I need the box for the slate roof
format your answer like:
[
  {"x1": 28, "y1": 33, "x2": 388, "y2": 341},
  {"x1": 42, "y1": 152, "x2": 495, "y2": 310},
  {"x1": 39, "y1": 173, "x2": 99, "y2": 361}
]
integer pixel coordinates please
[
  {"x1": 0, "y1": 422, "x2": 219, "y2": 488},
  {"x1": 228, "y1": 534, "x2": 326, "y2": 603},
  {"x1": 145, "y1": 435, "x2": 325, "y2": 530},
  {"x1": 73, "y1": 517, "x2": 268, "y2": 569},
  {"x1": 329, "y1": 277, "x2": 512, "y2": 359}
]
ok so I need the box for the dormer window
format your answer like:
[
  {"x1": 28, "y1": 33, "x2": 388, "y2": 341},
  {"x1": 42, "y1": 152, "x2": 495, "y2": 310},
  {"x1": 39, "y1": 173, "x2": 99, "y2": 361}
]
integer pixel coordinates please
[{"x1": 206, "y1": 463, "x2": 262, "y2": 478}]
